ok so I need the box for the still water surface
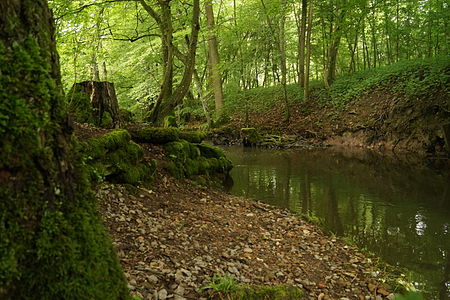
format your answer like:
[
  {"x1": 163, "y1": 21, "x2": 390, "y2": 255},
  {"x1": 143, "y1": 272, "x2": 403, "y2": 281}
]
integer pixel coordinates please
[{"x1": 223, "y1": 146, "x2": 450, "y2": 299}]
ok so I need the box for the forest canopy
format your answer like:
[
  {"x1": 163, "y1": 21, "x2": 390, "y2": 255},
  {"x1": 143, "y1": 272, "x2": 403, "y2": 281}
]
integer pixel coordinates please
[{"x1": 50, "y1": 0, "x2": 449, "y2": 123}]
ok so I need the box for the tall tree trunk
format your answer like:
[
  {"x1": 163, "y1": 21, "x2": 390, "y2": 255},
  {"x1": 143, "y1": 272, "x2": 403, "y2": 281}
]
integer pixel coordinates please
[
  {"x1": 304, "y1": 0, "x2": 313, "y2": 100},
  {"x1": 0, "y1": 0, "x2": 128, "y2": 298},
  {"x1": 140, "y1": 0, "x2": 200, "y2": 125},
  {"x1": 205, "y1": 0, "x2": 224, "y2": 120},
  {"x1": 280, "y1": 0, "x2": 290, "y2": 122},
  {"x1": 298, "y1": 0, "x2": 308, "y2": 88},
  {"x1": 260, "y1": 0, "x2": 290, "y2": 121},
  {"x1": 193, "y1": 69, "x2": 212, "y2": 127}
]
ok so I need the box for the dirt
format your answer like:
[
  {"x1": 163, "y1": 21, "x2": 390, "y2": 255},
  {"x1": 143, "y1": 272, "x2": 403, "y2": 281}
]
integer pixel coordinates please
[
  {"x1": 97, "y1": 179, "x2": 399, "y2": 300},
  {"x1": 223, "y1": 87, "x2": 450, "y2": 160}
]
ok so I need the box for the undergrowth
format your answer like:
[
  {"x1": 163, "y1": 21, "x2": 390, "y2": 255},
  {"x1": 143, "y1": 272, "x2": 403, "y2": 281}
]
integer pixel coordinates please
[{"x1": 222, "y1": 56, "x2": 450, "y2": 114}]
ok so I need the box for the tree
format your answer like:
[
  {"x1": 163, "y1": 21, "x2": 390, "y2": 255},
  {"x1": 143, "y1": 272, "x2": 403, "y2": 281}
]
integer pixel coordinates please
[
  {"x1": 205, "y1": 0, "x2": 225, "y2": 120},
  {"x1": 139, "y1": 0, "x2": 201, "y2": 125},
  {"x1": 0, "y1": 0, "x2": 128, "y2": 298}
]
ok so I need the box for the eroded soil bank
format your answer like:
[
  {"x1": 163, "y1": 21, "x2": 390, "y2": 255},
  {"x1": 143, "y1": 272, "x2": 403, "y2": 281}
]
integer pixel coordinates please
[{"x1": 97, "y1": 178, "x2": 399, "y2": 300}]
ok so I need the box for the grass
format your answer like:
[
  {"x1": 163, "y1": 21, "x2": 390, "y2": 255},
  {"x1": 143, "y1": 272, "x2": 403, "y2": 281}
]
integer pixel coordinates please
[
  {"x1": 201, "y1": 275, "x2": 304, "y2": 300},
  {"x1": 222, "y1": 56, "x2": 450, "y2": 114}
]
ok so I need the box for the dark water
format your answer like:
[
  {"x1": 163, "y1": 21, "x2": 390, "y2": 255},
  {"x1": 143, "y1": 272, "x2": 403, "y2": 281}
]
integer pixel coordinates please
[{"x1": 223, "y1": 146, "x2": 450, "y2": 299}]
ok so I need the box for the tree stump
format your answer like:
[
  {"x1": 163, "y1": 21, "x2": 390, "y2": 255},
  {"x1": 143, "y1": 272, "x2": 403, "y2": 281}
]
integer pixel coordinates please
[{"x1": 68, "y1": 81, "x2": 121, "y2": 128}]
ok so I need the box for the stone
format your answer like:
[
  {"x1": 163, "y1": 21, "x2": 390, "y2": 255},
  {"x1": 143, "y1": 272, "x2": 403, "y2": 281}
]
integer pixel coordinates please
[{"x1": 158, "y1": 289, "x2": 168, "y2": 300}]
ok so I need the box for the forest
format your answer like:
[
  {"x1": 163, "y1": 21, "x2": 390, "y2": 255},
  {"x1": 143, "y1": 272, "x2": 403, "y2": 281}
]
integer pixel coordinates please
[{"x1": 0, "y1": 0, "x2": 449, "y2": 299}]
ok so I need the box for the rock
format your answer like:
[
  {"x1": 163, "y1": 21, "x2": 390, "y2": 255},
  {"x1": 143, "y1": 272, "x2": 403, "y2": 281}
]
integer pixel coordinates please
[
  {"x1": 175, "y1": 285, "x2": 185, "y2": 296},
  {"x1": 158, "y1": 289, "x2": 168, "y2": 300},
  {"x1": 387, "y1": 293, "x2": 396, "y2": 300},
  {"x1": 377, "y1": 287, "x2": 390, "y2": 297},
  {"x1": 243, "y1": 247, "x2": 253, "y2": 253},
  {"x1": 147, "y1": 275, "x2": 159, "y2": 284}
]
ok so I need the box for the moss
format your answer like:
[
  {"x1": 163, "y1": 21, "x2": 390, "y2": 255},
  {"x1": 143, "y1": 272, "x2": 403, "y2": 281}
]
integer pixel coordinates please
[
  {"x1": 89, "y1": 130, "x2": 131, "y2": 155},
  {"x1": 84, "y1": 130, "x2": 153, "y2": 185},
  {"x1": 163, "y1": 115, "x2": 178, "y2": 128},
  {"x1": 197, "y1": 143, "x2": 225, "y2": 158},
  {"x1": 130, "y1": 127, "x2": 179, "y2": 144},
  {"x1": 67, "y1": 86, "x2": 95, "y2": 124},
  {"x1": 229, "y1": 285, "x2": 304, "y2": 300},
  {"x1": 240, "y1": 128, "x2": 261, "y2": 146},
  {"x1": 119, "y1": 108, "x2": 134, "y2": 122},
  {"x1": 179, "y1": 131, "x2": 206, "y2": 143},
  {"x1": 100, "y1": 111, "x2": 113, "y2": 128},
  {"x1": 163, "y1": 139, "x2": 232, "y2": 182},
  {"x1": 0, "y1": 16, "x2": 129, "y2": 300}
]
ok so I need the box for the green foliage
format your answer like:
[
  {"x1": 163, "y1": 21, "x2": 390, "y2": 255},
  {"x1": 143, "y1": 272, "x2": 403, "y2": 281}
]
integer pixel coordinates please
[
  {"x1": 224, "y1": 84, "x2": 304, "y2": 116},
  {"x1": 395, "y1": 292, "x2": 424, "y2": 300},
  {"x1": 67, "y1": 86, "x2": 95, "y2": 124},
  {"x1": 119, "y1": 108, "x2": 134, "y2": 123},
  {"x1": 320, "y1": 57, "x2": 450, "y2": 106},
  {"x1": 201, "y1": 276, "x2": 303, "y2": 300},
  {"x1": 163, "y1": 115, "x2": 178, "y2": 128},
  {"x1": 201, "y1": 275, "x2": 240, "y2": 293}
]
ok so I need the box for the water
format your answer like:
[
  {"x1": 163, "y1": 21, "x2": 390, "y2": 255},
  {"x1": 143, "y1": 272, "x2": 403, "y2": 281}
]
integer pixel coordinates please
[{"x1": 223, "y1": 146, "x2": 450, "y2": 299}]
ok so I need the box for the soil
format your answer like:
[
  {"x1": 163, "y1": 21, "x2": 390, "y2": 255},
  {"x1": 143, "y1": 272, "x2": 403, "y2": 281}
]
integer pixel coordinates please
[
  {"x1": 221, "y1": 87, "x2": 450, "y2": 162},
  {"x1": 97, "y1": 178, "x2": 397, "y2": 300}
]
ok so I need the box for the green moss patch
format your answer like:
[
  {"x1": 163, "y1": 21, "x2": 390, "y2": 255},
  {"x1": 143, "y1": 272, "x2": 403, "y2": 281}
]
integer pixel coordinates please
[
  {"x1": 240, "y1": 128, "x2": 261, "y2": 147},
  {"x1": 164, "y1": 140, "x2": 232, "y2": 182},
  {"x1": 83, "y1": 130, "x2": 154, "y2": 186},
  {"x1": 130, "y1": 127, "x2": 180, "y2": 144},
  {"x1": 230, "y1": 285, "x2": 304, "y2": 300},
  {"x1": 130, "y1": 127, "x2": 206, "y2": 144}
]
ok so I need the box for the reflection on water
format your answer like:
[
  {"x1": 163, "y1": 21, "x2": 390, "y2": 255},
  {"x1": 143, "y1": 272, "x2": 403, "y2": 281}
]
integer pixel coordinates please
[{"x1": 224, "y1": 146, "x2": 450, "y2": 299}]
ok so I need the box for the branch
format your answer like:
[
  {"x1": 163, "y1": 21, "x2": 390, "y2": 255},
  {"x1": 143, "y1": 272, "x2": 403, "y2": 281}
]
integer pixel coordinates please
[
  {"x1": 139, "y1": 0, "x2": 162, "y2": 25},
  {"x1": 56, "y1": 0, "x2": 139, "y2": 20},
  {"x1": 111, "y1": 33, "x2": 160, "y2": 42}
]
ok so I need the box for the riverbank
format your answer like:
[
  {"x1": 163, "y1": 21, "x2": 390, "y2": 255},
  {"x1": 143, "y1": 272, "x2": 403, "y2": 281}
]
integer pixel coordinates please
[
  {"x1": 210, "y1": 58, "x2": 450, "y2": 164},
  {"x1": 97, "y1": 177, "x2": 401, "y2": 300}
]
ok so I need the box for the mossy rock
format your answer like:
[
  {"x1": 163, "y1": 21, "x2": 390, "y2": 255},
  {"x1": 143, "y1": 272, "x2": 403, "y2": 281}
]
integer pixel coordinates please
[
  {"x1": 164, "y1": 140, "x2": 232, "y2": 181},
  {"x1": 84, "y1": 130, "x2": 154, "y2": 186},
  {"x1": 179, "y1": 131, "x2": 206, "y2": 144},
  {"x1": 88, "y1": 129, "x2": 131, "y2": 156},
  {"x1": 240, "y1": 128, "x2": 261, "y2": 147},
  {"x1": 229, "y1": 285, "x2": 304, "y2": 300},
  {"x1": 197, "y1": 143, "x2": 226, "y2": 158},
  {"x1": 130, "y1": 127, "x2": 180, "y2": 144}
]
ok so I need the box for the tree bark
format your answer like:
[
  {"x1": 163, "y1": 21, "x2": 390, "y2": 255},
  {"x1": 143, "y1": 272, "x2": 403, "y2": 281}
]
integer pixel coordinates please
[
  {"x1": 0, "y1": 0, "x2": 128, "y2": 298},
  {"x1": 304, "y1": 0, "x2": 313, "y2": 99},
  {"x1": 69, "y1": 81, "x2": 121, "y2": 127},
  {"x1": 205, "y1": 0, "x2": 224, "y2": 120},
  {"x1": 140, "y1": 0, "x2": 200, "y2": 125},
  {"x1": 298, "y1": 0, "x2": 308, "y2": 88}
]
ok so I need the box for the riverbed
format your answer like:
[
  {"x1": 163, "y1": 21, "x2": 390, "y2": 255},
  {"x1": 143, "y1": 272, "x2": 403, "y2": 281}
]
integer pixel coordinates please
[{"x1": 223, "y1": 146, "x2": 450, "y2": 299}]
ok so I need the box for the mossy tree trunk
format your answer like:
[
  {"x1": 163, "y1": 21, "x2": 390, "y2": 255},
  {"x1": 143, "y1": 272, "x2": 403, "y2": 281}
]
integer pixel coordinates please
[
  {"x1": 0, "y1": 1, "x2": 128, "y2": 299},
  {"x1": 69, "y1": 80, "x2": 121, "y2": 127}
]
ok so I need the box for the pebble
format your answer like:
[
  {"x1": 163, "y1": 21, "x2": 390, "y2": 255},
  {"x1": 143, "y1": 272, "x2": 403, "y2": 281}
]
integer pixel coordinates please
[{"x1": 158, "y1": 289, "x2": 168, "y2": 300}]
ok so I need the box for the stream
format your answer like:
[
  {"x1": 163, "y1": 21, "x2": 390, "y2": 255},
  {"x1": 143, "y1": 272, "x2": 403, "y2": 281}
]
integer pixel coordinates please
[{"x1": 223, "y1": 146, "x2": 450, "y2": 299}]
